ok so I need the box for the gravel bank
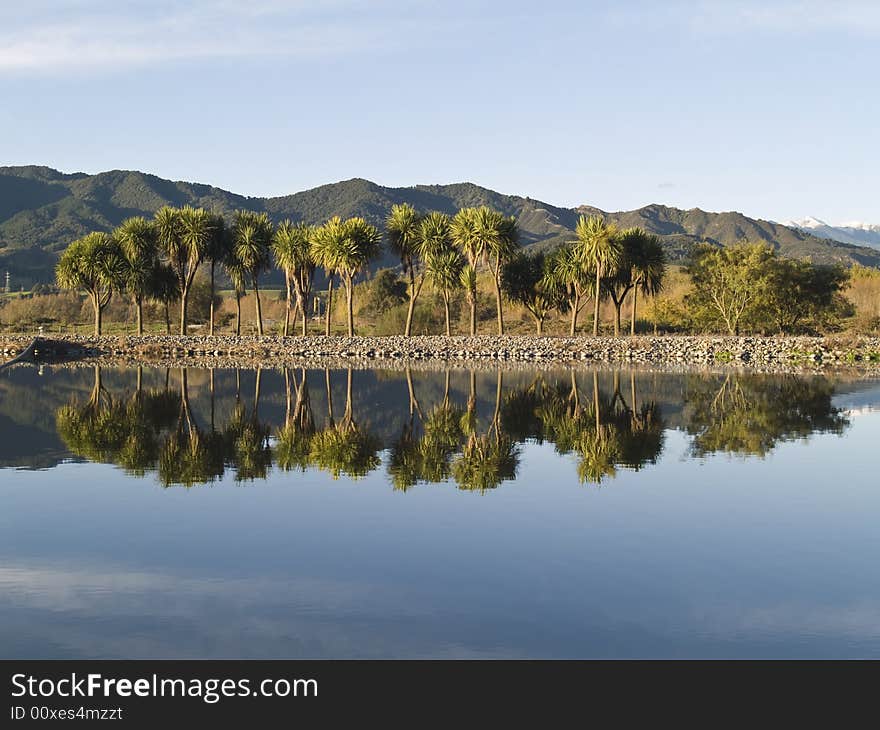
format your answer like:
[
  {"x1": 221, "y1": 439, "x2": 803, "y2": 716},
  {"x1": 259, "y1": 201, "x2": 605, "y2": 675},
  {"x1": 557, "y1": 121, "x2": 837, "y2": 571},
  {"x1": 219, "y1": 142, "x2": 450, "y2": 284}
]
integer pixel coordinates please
[{"x1": 3, "y1": 333, "x2": 880, "y2": 370}]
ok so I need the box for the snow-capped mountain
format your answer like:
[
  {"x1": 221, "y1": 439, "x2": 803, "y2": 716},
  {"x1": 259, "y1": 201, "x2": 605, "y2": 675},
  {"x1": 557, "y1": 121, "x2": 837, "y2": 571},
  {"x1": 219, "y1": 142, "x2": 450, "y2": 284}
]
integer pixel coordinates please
[{"x1": 785, "y1": 217, "x2": 880, "y2": 250}]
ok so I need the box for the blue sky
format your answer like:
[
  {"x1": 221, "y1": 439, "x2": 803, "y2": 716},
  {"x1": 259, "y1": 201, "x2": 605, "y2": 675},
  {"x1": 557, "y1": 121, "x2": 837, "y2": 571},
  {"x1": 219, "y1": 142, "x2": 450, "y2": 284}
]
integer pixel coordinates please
[{"x1": 1, "y1": 0, "x2": 878, "y2": 223}]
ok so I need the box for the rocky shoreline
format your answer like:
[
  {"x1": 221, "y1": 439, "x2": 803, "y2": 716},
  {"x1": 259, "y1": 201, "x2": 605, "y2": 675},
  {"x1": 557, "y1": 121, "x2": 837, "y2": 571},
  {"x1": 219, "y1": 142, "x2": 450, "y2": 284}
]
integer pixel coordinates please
[{"x1": 2, "y1": 333, "x2": 880, "y2": 371}]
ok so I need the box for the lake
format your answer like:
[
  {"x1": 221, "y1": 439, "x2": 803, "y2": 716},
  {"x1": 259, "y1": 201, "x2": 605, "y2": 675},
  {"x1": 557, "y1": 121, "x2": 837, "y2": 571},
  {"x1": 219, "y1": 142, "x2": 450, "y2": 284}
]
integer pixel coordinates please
[{"x1": 0, "y1": 363, "x2": 877, "y2": 658}]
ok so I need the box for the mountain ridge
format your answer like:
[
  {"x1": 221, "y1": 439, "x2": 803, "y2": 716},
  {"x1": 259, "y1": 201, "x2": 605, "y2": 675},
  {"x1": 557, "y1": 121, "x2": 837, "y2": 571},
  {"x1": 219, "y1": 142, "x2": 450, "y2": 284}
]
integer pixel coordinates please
[
  {"x1": 786, "y1": 216, "x2": 880, "y2": 251},
  {"x1": 2, "y1": 165, "x2": 879, "y2": 287}
]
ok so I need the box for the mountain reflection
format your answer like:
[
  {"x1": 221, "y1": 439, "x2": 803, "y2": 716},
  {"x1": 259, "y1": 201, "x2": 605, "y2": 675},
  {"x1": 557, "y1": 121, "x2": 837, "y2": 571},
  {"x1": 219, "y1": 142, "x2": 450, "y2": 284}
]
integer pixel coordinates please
[{"x1": 46, "y1": 366, "x2": 851, "y2": 489}]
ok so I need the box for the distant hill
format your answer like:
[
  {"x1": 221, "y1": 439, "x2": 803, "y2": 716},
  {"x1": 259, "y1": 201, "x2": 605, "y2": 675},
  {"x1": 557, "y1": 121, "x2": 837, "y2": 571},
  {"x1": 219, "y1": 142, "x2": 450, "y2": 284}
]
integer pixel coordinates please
[{"x1": 2, "y1": 165, "x2": 879, "y2": 287}]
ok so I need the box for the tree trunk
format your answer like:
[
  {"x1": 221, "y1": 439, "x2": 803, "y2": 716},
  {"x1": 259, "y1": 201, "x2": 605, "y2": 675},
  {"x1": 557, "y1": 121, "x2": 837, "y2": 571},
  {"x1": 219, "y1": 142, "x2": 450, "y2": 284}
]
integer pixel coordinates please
[
  {"x1": 325, "y1": 277, "x2": 334, "y2": 336},
  {"x1": 283, "y1": 275, "x2": 291, "y2": 337},
  {"x1": 630, "y1": 287, "x2": 638, "y2": 336},
  {"x1": 209, "y1": 263, "x2": 215, "y2": 336},
  {"x1": 93, "y1": 295, "x2": 102, "y2": 336},
  {"x1": 344, "y1": 368, "x2": 353, "y2": 426},
  {"x1": 443, "y1": 291, "x2": 451, "y2": 336},
  {"x1": 593, "y1": 268, "x2": 601, "y2": 336},
  {"x1": 301, "y1": 296, "x2": 308, "y2": 336},
  {"x1": 254, "y1": 366, "x2": 262, "y2": 416},
  {"x1": 493, "y1": 271, "x2": 504, "y2": 335},
  {"x1": 235, "y1": 292, "x2": 241, "y2": 336},
  {"x1": 534, "y1": 315, "x2": 543, "y2": 335},
  {"x1": 613, "y1": 301, "x2": 621, "y2": 336},
  {"x1": 570, "y1": 294, "x2": 579, "y2": 336},
  {"x1": 345, "y1": 277, "x2": 354, "y2": 337},
  {"x1": 179, "y1": 286, "x2": 188, "y2": 336},
  {"x1": 136, "y1": 296, "x2": 143, "y2": 335},
  {"x1": 404, "y1": 268, "x2": 417, "y2": 337},
  {"x1": 253, "y1": 277, "x2": 264, "y2": 336},
  {"x1": 493, "y1": 369, "x2": 503, "y2": 428},
  {"x1": 405, "y1": 367, "x2": 422, "y2": 418},
  {"x1": 291, "y1": 299, "x2": 301, "y2": 334},
  {"x1": 469, "y1": 296, "x2": 477, "y2": 336},
  {"x1": 325, "y1": 368, "x2": 334, "y2": 423}
]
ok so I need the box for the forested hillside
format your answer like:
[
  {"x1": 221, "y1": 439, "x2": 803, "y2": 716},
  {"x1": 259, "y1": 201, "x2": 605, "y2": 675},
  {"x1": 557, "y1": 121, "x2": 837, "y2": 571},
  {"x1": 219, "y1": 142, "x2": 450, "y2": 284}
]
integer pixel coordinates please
[{"x1": 2, "y1": 165, "x2": 878, "y2": 287}]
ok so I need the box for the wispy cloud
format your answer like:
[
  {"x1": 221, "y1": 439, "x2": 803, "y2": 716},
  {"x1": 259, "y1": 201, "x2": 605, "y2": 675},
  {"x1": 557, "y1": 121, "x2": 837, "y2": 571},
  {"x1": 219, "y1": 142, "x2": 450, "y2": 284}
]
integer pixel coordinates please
[
  {"x1": 606, "y1": 0, "x2": 880, "y2": 37},
  {"x1": 0, "y1": 0, "x2": 434, "y2": 72}
]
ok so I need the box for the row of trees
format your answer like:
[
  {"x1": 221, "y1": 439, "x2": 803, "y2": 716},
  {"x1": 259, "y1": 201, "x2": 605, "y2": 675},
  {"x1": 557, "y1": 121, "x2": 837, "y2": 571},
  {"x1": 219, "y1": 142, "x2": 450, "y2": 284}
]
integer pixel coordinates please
[
  {"x1": 56, "y1": 201, "x2": 670, "y2": 337},
  {"x1": 387, "y1": 205, "x2": 668, "y2": 337},
  {"x1": 53, "y1": 204, "x2": 848, "y2": 338}
]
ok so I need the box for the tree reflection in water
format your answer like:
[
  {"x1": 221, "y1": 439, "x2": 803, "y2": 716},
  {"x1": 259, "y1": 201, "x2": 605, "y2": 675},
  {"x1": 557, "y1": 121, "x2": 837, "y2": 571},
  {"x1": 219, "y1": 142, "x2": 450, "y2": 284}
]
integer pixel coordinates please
[
  {"x1": 682, "y1": 373, "x2": 849, "y2": 457},
  {"x1": 275, "y1": 367, "x2": 315, "y2": 473},
  {"x1": 452, "y1": 371, "x2": 520, "y2": 492},
  {"x1": 223, "y1": 367, "x2": 272, "y2": 482},
  {"x1": 307, "y1": 368, "x2": 381, "y2": 480},
  {"x1": 54, "y1": 366, "x2": 850, "y2": 489}
]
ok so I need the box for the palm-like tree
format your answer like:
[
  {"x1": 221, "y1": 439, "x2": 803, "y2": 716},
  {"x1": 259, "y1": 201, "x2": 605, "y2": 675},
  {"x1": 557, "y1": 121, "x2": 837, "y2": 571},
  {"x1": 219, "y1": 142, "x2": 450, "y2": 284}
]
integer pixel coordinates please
[
  {"x1": 222, "y1": 245, "x2": 247, "y2": 336},
  {"x1": 114, "y1": 217, "x2": 159, "y2": 335},
  {"x1": 480, "y1": 209, "x2": 518, "y2": 335},
  {"x1": 273, "y1": 220, "x2": 316, "y2": 336},
  {"x1": 311, "y1": 216, "x2": 381, "y2": 336},
  {"x1": 573, "y1": 215, "x2": 621, "y2": 336},
  {"x1": 450, "y1": 207, "x2": 484, "y2": 335},
  {"x1": 56, "y1": 232, "x2": 125, "y2": 335},
  {"x1": 410, "y1": 211, "x2": 455, "y2": 333},
  {"x1": 603, "y1": 228, "x2": 667, "y2": 336},
  {"x1": 545, "y1": 245, "x2": 594, "y2": 335},
  {"x1": 386, "y1": 203, "x2": 424, "y2": 336},
  {"x1": 311, "y1": 217, "x2": 342, "y2": 336},
  {"x1": 426, "y1": 247, "x2": 465, "y2": 335},
  {"x1": 155, "y1": 206, "x2": 214, "y2": 335},
  {"x1": 204, "y1": 213, "x2": 230, "y2": 336},
  {"x1": 627, "y1": 230, "x2": 666, "y2": 336},
  {"x1": 232, "y1": 211, "x2": 275, "y2": 336}
]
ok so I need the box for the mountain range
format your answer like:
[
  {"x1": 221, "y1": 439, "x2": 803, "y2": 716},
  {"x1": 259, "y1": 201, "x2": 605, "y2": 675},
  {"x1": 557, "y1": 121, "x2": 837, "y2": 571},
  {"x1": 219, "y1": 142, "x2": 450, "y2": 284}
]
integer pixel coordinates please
[
  {"x1": 2, "y1": 165, "x2": 879, "y2": 288},
  {"x1": 785, "y1": 217, "x2": 880, "y2": 251}
]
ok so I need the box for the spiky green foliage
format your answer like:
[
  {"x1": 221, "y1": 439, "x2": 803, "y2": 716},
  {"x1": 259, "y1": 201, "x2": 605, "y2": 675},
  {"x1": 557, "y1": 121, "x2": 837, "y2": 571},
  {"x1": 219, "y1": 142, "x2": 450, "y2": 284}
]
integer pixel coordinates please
[
  {"x1": 55, "y1": 231, "x2": 124, "y2": 334},
  {"x1": 273, "y1": 220, "x2": 316, "y2": 336},
  {"x1": 386, "y1": 203, "x2": 424, "y2": 336},
  {"x1": 603, "y1": 227, "x2": 667, "y2": 335},
  {"x1": 154, "y1": 206, "x2": 214, "y2": 334},
  {"x1": 544, "y1": 244, "x2": 595, "y2": 335},
  {"x1": 311, "y1": 216, "x2": 381, "y2": 335},
  {"x1": 113, "y1": 216, "x2": 159, "y2": 334},
  {"x1": 452, "y1": 433, "x2": 519, "y2": 492},
  {"x1": 232, "y1": 210, "x2": 275, "y2": 336},
  {"x1": 451, "y1": 207, "x2": 484, "y2": 335},
  {"x1": 425, "y1": 246, "x2": 464, "y2": 336},
  {"x1": 204, "y1": 212, "x2": 231, "y2": 335},
  {"x1": 572, "y1": 215, "x2": 621, "y2": 336}
]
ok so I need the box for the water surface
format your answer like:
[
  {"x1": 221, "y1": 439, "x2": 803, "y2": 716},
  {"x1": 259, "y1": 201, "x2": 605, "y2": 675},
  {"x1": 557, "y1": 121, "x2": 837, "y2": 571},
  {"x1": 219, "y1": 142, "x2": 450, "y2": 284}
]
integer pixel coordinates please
[{"x1": 0, "y1": 363, "x2": 877, "y2": 658}]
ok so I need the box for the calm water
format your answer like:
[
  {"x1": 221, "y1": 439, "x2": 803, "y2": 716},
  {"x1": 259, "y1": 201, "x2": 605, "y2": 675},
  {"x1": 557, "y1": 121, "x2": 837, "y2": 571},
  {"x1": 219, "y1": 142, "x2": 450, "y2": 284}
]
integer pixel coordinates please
[{"x1": 0, "y1": 363, "x2": 877, "y2": 658}]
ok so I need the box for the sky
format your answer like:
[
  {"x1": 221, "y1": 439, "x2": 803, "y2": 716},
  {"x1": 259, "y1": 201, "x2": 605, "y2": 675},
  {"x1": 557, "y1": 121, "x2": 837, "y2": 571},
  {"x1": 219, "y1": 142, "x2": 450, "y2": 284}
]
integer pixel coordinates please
[{"x1": 1, "y1": 0, "x2": 878, "y2": 223}]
